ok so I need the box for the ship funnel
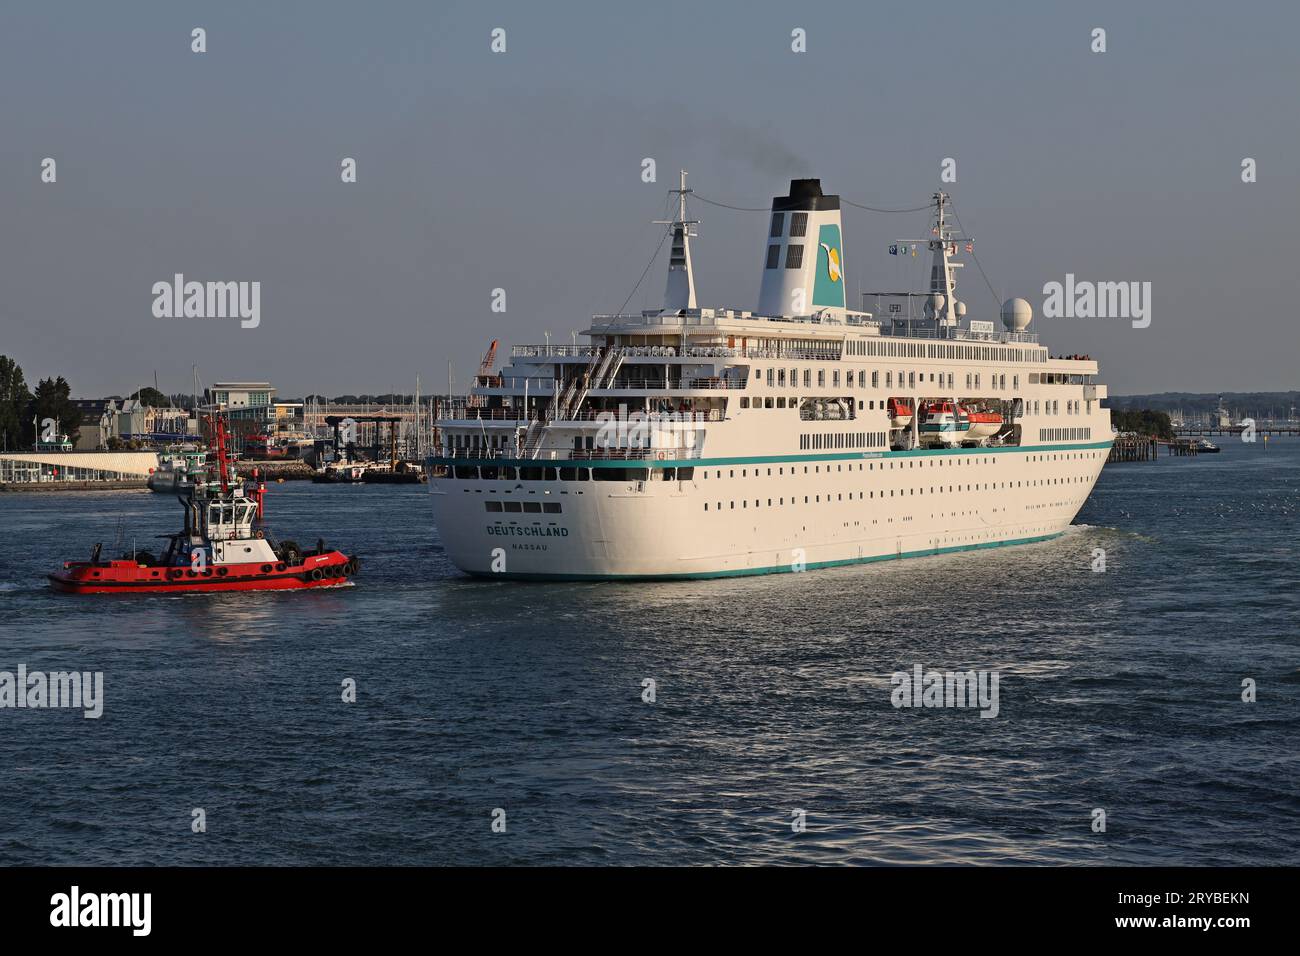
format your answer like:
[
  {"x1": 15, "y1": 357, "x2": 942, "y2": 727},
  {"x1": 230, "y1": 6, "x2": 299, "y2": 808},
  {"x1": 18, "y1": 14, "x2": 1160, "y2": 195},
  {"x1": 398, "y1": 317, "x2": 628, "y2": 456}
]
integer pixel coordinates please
[{"x1": 756, "y1": 178, "x2": 846, "y2": 319}]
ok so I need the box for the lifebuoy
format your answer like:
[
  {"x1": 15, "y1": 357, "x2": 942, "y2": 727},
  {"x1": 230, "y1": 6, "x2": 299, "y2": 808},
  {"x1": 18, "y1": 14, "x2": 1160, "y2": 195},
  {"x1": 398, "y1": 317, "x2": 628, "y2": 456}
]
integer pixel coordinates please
[
  {"x1": 656, "y1": 452, "x2": 665, "y2": 460},
  {"x1": 255, "y1": 530, "x2": 264, "y2": 539},
  {"x1": 261, "y1": 564, "x2": 273, "y2": 574}
]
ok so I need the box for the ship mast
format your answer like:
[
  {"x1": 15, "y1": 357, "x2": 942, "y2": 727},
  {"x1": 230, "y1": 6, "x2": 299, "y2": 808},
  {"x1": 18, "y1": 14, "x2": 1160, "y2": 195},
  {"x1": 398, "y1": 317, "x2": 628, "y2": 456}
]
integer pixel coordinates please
[
  {"x1": 654, "y1": 169, "x2": 699, "y2": 312},
  {"x1": 925, "y1": 191, "x2": 964, "y2": 328}
]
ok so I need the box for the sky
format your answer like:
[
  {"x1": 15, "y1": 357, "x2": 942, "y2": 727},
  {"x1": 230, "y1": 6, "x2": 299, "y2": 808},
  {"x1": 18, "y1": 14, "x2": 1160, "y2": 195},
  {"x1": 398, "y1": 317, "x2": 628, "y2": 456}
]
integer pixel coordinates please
[{"x1": 1, "y1": 0, "x2": 1296, "y2": 399}]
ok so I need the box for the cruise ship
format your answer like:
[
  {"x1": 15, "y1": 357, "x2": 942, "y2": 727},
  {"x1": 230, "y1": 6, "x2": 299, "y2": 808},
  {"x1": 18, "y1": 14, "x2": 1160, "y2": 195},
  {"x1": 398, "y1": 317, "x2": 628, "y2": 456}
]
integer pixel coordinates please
[{"x1": 427, "y1": 175, "x2": 1112, "y2": 579}]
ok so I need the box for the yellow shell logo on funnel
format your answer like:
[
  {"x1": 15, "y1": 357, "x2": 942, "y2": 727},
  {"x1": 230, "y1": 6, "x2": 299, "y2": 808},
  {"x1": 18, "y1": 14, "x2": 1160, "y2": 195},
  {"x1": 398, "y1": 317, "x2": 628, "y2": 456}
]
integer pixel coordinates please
[{"x1": 820, "y1": 242, "x2": 841, "y2": 283}]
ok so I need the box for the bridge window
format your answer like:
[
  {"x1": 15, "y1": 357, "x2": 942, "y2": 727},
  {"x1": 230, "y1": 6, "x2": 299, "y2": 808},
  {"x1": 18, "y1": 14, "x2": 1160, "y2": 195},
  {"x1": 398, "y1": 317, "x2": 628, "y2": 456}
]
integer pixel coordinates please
[
  {"x1": 770, "y1": 212, "x2": 784, "y2": 238},
  {"x1": 765, "y1": 245, "x2": 780, "y2": 269},
  {"x1": 785, "y1": 245, "x2": 804, "y2": 269}
]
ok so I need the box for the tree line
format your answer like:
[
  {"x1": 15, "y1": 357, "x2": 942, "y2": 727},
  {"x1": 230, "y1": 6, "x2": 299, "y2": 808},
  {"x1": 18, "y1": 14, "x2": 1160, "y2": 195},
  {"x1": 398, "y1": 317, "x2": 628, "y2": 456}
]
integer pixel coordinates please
[
  {"x1": 0, "y1": 356, "x2": 83, "y2": 451},
  {"x1": 1110, "y1": 408, "x2": 1174, "y2": 440}
]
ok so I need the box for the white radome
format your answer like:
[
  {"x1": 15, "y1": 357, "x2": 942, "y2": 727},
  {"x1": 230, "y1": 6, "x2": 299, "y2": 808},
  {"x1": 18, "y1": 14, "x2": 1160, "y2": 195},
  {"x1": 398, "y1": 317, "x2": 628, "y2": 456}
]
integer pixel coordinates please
[{"x1": 1002, "y1": 297, "x2": 1033, "y2": 331}]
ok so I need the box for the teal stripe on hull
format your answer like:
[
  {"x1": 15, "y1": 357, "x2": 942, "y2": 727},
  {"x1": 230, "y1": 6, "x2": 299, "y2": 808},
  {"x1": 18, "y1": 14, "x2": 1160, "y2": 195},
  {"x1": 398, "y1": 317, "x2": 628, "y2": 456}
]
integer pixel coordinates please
[
  {"x1": 430, "y1": 439, "x2": 1113, "y2": 471},
  {"x1": 457, "y1": 530, "x2": 1066, "y2": 582}
]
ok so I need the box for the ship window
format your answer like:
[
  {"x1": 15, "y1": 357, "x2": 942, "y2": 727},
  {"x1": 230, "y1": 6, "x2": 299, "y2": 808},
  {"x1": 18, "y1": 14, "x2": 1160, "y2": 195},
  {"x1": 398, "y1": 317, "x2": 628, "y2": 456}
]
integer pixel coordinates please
[
  {"x1": 785, "y1": 245, "x2": 804, "y2": 269},
  {"x1": 543, "y1": 502, "x2": 561, "y2": 514},
  {"x1": 740, "y1": 397, "x2": 750, "y2": 408},
  {"x1": 503, "y1": 501, "x2": 522, "y2": 513},
  {"x1": 765, "y1": 244, "x2": 780, "y2": 269},
  {"x1": 523, "y1": 502, "x2": 542, "y2": 513},
  {"x1": 790, "y1": 212, "x2": 808, "y2": 237},
  {"x1": 593, "y1": 468, "x2": 648, "y2": 481},
  {"x1": 770, "y1": 212, "x2": 784, "y2": 238},
  {"x1": 678, "y1": 467, "x2": 694, "y2": 480},
  {"x1": 543, "y1": 468, "x2": 558, "y2": 480},
  {"x1": 480, "y1": 465, "x2": 498, "y2": 480},
  {"x1": 559, "y1": 467, "x2": 577, "y2": 481},
  {"x1": 519, "y1": 467, "x2": 543, "y2": 480},
  {"x1": 454, "y1": 466, "x2": 477, "y2": 479},
  {"x1": 485, "y1": 501, "x2": 503, "y2": 512},
  {"x1": 500, "y1": 466, "x2": 517, "y2": 480}
]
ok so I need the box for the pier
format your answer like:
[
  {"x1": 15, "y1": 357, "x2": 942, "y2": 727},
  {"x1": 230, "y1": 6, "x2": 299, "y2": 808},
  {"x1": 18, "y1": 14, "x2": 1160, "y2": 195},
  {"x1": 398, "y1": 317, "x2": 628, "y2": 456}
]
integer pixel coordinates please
[
  {"x1": 1108, "y1": 436, "x2": 1159, "y2": 463},
  {"x1": 1107, "y1": 437, "x2": 1208, "y2": 463},
  {"x1": 1173, "y1": 424, "x2": 1298, "y2": 436}
]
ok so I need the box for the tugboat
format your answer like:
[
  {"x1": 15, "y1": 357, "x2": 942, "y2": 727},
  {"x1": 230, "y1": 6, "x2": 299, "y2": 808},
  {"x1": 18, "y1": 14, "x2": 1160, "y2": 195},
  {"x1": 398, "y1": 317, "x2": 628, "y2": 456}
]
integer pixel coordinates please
[{"x1": 49, "y1": 417, "x2": 359, "y2": 594}]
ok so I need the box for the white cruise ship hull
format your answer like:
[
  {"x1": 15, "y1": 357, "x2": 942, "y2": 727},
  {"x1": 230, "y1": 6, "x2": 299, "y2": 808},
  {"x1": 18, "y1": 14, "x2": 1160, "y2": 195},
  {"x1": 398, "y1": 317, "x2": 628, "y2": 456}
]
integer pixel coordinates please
[{"x1": 428, "y1": 440, "x2": 1110, "y2": 579}]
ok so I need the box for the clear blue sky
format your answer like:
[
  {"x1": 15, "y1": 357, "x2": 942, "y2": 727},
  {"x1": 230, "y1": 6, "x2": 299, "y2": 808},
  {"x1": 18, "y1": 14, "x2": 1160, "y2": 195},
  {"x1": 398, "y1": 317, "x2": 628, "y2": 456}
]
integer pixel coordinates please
[{"x1": 1, "y1": 0, "x2": 1296, "y2": 397}]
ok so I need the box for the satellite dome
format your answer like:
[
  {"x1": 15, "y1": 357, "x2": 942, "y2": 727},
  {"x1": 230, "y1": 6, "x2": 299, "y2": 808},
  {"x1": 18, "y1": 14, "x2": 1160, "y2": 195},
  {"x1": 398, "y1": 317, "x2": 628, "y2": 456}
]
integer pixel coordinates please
[
  {"x1": 1001, "y1": 297, "x2": 1032, "y2": 331},
  {"x1": 955, "y1": 301, "x2": 967, "y2": 318},
  {"x1": 924, "y1": 293, "x2": 946, "y2": 318}
]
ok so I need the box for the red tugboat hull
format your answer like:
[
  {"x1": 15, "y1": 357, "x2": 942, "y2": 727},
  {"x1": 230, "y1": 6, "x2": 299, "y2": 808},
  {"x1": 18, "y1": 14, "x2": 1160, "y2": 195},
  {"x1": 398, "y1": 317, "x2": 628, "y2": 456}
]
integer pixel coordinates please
[{"x1": 48, "y1": 553, "x2": 358, "y2": 594}]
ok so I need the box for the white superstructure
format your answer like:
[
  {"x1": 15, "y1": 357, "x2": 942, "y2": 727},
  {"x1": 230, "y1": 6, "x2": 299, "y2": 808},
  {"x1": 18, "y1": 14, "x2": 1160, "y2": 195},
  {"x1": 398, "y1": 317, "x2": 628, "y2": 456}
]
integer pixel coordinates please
[{"x1": 428, "y1": 178, "x2": 1112, "y2": 579}]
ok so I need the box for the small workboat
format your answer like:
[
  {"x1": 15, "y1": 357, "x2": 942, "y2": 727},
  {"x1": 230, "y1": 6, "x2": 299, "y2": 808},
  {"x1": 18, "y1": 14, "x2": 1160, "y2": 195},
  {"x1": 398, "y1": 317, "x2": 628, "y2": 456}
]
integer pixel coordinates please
[
  {"x1": 147, "y1": 446, "x2": 209, "y2": 493},
  {"x1": 50, "y1": 417, "x2": 358, "y2": 594}
]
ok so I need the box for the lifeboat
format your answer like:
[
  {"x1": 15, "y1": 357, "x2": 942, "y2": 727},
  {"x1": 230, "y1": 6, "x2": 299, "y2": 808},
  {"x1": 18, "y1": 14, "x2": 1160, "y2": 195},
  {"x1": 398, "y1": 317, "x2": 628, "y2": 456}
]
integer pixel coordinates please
[
  {"x1": 964, "y1": 409, "x2": 1004, "y2": 440},
  {"x1": 917, "y1": 400, "x2": 971, "y2": 447},
  {"x1": 49, "y1": 415, "x2": 358, "y2": 595},
  {"x1": 887, "y1": 397, "x2": 914, "y2": 429}
]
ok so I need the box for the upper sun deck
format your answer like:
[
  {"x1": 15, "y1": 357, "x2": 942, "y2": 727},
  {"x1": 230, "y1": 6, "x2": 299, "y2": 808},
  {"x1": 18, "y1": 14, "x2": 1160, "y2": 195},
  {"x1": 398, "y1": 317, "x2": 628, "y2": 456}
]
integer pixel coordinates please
[{"x1": 580, "y1": 308, "x2": 1040, "y2": 346}]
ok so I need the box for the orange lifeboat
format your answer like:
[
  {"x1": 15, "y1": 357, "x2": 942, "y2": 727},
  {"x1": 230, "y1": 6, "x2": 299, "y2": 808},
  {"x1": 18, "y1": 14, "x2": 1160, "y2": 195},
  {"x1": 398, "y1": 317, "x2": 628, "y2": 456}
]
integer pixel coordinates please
[{"x1": 887, "y1": 398, "x2": 913, "y2": 429}]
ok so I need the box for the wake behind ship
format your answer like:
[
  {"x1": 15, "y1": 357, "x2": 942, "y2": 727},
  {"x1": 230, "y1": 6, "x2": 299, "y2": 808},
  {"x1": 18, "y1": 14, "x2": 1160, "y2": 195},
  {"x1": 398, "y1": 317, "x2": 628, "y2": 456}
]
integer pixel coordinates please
[{"x1": 427, "y1": 175, "x2": 1113, "y2": 579}]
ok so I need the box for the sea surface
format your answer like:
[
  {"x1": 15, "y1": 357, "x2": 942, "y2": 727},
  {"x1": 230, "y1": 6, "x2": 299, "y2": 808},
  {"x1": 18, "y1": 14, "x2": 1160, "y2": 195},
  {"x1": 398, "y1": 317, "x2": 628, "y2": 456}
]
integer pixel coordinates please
[{"x1": 1, "y1": 438, "x2": 1298, "y2": 866}]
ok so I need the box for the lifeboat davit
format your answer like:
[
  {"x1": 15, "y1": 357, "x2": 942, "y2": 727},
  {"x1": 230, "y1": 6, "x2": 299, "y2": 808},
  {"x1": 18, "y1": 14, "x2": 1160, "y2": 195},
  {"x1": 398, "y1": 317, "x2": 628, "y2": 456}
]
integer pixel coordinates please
[
  {"x1": 887, "y1": 397, "x2": 914, "y2": 429},
  {"x1": 48, "y1": 415, "x2": 359, "y2": 595}
]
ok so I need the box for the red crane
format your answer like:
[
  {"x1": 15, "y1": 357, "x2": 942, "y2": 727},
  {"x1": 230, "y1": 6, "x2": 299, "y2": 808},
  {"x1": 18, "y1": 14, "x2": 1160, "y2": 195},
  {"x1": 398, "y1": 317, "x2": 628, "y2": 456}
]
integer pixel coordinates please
[{"x1": 468, "y1": 339, "x2": 499, "y2": 408}]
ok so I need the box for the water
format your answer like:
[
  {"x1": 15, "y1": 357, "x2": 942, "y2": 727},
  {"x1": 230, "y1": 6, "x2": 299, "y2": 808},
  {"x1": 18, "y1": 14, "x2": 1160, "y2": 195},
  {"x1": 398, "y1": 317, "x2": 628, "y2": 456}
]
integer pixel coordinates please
[{"x1": 1, "y1": 439, "x2": 1298, "y2": 865}]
